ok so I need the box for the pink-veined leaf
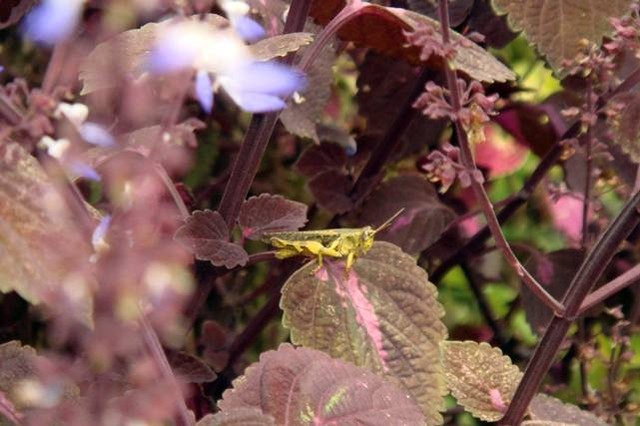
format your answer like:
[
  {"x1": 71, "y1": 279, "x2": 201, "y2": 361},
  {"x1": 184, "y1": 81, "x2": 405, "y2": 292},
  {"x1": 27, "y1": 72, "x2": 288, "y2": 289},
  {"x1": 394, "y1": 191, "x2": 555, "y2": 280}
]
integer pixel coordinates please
[
  {"x1": 280, "y1": 242, "x2": 447, "y2": 423},
  {"x1": 218, "y1": 343, "x2": 425, "y2": 425},
  {"x1": 238, "y1": 194, "x2": 308, "y2": 240},
  {"x1": 174, "y1": 210, "x2": 249, "y2": 269},
  {"x1": 442, "y1": 340, "x2": 523, "y2": 421}
]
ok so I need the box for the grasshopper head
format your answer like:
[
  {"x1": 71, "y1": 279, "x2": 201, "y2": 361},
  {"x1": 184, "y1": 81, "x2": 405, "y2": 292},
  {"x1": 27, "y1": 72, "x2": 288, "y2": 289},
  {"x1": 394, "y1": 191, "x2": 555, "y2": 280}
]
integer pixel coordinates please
[{"x1": 360, "y1": 227, "x2": 376, "y2": 252}]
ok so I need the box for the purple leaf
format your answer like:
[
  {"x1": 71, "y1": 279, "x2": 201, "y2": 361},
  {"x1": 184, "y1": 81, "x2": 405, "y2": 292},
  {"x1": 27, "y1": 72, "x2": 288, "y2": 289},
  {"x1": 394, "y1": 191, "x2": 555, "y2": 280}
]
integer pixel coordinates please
[
  {"x1": 238, "y1": 194, "x2": 308, "y2": 240},
  {"x1": 195, "y1": 71, "x2": 214, "y2": 114},
  {"x1": 219, "y1": 344, "x2": 425, "y2": 425},
  {"x1": 174, "y1": 210, "x2": 249, "y2": 269},
  {"x1": 232, "y1": 16, "x2": 266, "y2": 42},
  {"x1": 79, "y1": 122, "x2": 115, "y2": 147},
  {"x1": 358, "y1": 175, "x2": 456, "y2": 255},
  {"x1": 295, "y1": 142, "x2": 347, "y2": 178},
  {"x1": 522, "y1": 249, "x2": 584, "y2": 334},
  {"x1": 22, "y1": 0, "x2": 83, "y2": 45},
  {"x1": 166, "y1": 350, "x2": 217, "y2": 384},
  {"x1": 308, "y1": 170, "x2": 354, "y2": 214}
]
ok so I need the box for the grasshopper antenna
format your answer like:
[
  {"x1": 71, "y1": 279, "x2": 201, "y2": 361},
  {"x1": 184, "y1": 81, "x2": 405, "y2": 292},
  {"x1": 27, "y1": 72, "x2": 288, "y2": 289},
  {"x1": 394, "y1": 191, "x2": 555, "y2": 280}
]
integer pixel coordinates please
[{"x1": 373, "y1": 208, "x2": 405, "y2": 234}]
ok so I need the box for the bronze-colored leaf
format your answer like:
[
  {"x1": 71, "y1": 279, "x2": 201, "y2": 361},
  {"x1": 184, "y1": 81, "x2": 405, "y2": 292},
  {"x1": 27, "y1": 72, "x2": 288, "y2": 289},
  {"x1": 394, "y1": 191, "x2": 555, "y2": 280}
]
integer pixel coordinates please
[
  {"x1": 492, "y1": 0, "x2": 632, "y2": 71},
  {"x1": 442, "y1": 340, "x2": 523, "y2": 421},
  {"x1": 166, "y1": 351, "x2": 217, "y2": 384},
  {"x1": 529, "y1": 394, "x2": 608, "y2": 426},
  {"x1": 249, "y1": 32, "x2": 314, "y2": 61},
  {"x1": 174, "y1": 210, "x2": 249, "y2": 269},
  {"x1": 280, "y1": 242, "x2": 447, "y2": 423},
  {"x1": 609, "y1": 92, "x2": 640, "y2": 163},
  {"x1": 0, "y1": 143, "x2": 93, "y2": 320},
  {"x1": 310, "y1": 1, "x2": 516, "y2": 83},
  {"x1": 238, "y1": 194, "x2": 308, "y2": 240},
  {"x1": 219, "y1": 344, "x2": 425, "y2": 425}
]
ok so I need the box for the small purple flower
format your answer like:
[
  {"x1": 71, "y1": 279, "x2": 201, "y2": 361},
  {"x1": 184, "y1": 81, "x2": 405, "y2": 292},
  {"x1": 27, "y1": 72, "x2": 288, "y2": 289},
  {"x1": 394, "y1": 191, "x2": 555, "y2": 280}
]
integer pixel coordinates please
[
  {"x1": 232, "y1": 16, "x2": 266, "y2": 42},
  {"x1": 22, "y1": 0, "x2": 84, "y2": 45},
  {"x1": 68, "y1": 161, "x2": 101, "y2": 181},
  {"x1": 79, "y1": 123, "x2": 115, "y2": 147},
  {"x1": 195, "y1": 71, "x2": 214, "y2": 114},
  {"x1": 92, "y1": 215, "x2": 111, "y2": 249}
]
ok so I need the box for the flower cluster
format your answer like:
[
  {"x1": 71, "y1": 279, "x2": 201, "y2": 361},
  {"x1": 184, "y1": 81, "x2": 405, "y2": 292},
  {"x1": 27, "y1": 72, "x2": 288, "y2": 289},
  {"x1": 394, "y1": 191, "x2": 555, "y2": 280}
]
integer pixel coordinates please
[
  {"x1": 404, "y1": 23, "x2": 484, "y2": 62},
  {"x1": 420, "y1": 143, "x2": 484, "y2": 193}
]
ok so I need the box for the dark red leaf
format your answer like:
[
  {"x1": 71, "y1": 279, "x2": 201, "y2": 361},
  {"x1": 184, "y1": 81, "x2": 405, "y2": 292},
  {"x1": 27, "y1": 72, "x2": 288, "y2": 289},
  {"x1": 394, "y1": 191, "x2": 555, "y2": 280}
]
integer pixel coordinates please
[
  {"x1": 238, "y1": 194, "x2": 308, "y2": 240},
  {"x1": 166, "y1": 351, "x2": 216, "y2": 384},
  {"x1": 467, "y1": 0, "x2": 517, "y2": 48},
  {"x1": 295, "y1": 142, "x2": 347, "y2": 178},
  {"x1": 358, "y1": 175, "x2": 456, "y2": 255},
  {"x1": 308, "y1": 170, "x2": 354, "y2": 214},
  {"x1": 407, "y1": 0, "x2": 474, "y2": 27},
  {"x1": 522, "y1": 249, "x2": 584, "y2": 334},
  {"x1": 174, "y1": 210, "x2": 248, "y2": 269}
]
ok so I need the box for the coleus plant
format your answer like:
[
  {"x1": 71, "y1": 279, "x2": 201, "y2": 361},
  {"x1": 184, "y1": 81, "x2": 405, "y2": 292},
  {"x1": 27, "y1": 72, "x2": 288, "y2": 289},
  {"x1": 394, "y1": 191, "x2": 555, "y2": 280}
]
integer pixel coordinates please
[{"x1": 1, "y1": 0, "x2": 640, "y2": 425}]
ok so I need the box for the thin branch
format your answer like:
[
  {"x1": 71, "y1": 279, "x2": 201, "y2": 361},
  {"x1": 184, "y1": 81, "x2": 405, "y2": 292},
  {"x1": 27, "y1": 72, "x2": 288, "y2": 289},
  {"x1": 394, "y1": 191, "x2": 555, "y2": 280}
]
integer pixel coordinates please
[
  {"x1": 217, "y1": 0, "x2": 313, "y2": 227},
  {"x1": 138, "y1": 308, "x2": 193, "y2": 426},
  {"x1": 431, "y1": 65, "x2": 640, "y2": 284},
  {"x1": 500, "y1": 189, "x2": 640, "y2": 424},
  {"x1": 578, "y1": 263, "x2": 640, "y2": 314},
  {"x1": 436, "y1": 0, "x2": 564, "y2": 316}
]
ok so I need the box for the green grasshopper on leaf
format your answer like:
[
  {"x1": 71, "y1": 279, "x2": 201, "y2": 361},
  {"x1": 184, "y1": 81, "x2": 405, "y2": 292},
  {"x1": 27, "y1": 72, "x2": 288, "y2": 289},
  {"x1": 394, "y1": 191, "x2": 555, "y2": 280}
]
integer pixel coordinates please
[{"x1": 262, "y1": 209, "x2": 405, "y2": 274}]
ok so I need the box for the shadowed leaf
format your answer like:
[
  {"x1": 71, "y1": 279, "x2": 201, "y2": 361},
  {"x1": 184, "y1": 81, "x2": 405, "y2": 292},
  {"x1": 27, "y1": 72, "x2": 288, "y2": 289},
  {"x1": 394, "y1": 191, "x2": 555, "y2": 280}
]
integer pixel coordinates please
[
  {"x1": 442, "y1": 340, "x2": 523, "y2": 421},
  {"x1": 0, "y1": 143, "x2": 93, "y2": 320},
  {"x1": 219, "y1": 344, "x2": 425, "y2": 425},
  {"x1": 310, "y1": 1, "x2": 516, "y2": 83},
  {"x1": 522, "y1": 249, "x2": 583, "y2": 334},
  {"x1": 280, "y1": 242, "x2": 447, "y2": 423},
  {"x1": 308, "y1": 170, "x2": 354, "y2": 214},
  {"x1": 238, "y1": 194, "x2": 308, "y2": 240},
  {"x1": 166, "y1": 351, "x2": 216, "y2": 384},
  {"x1": 467, "y1": 0, "x2": 517, "y2": 48},
  {"x1": 196, "y1": 409, "x2": 275, "y2": 426},
  {"x1": 295, "y1": 142, "x2": 347, "y2": 178},
  {"x1": 359, "y1": 175, "x2": 455, "y2": 255},
  {"x1": 174, "y1": 210, "x2": 248, "y2": 268},
  {"x1": 492, "y1": 0, "x2": 632, "y2": 71},
  {"x1": 407, "y1": 0, "x2": 474, "y2": 27},
  {"x1": 529, "y1": 394, "x2": 608, "y2": 426}
]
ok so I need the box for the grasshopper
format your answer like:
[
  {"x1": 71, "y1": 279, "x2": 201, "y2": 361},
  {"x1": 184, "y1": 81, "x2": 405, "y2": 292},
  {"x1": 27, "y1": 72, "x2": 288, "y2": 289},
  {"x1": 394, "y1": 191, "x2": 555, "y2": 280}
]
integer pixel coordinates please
[{"x1": 262, "y1": 209, "x2": 404, "y2": 273}]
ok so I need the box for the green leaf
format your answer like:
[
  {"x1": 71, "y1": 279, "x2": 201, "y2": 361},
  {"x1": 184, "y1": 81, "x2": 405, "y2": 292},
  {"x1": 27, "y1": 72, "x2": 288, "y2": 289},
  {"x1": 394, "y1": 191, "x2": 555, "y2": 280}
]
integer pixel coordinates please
[
  {"x1": 492, "y1": 0, "x2": 632, "y2": 71},
  {"x1": 280, "y1": 242, "x2": 447, "y2": 424},
  {"x1": 219, "y1": 344, "x2": 424, "y2": 425},
  {"x1": 0, "y1": 143, "x2": 93, "y2": 322},
  {"x1": 442, "y1": 340, "x2": 523, "y2": 421}
]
